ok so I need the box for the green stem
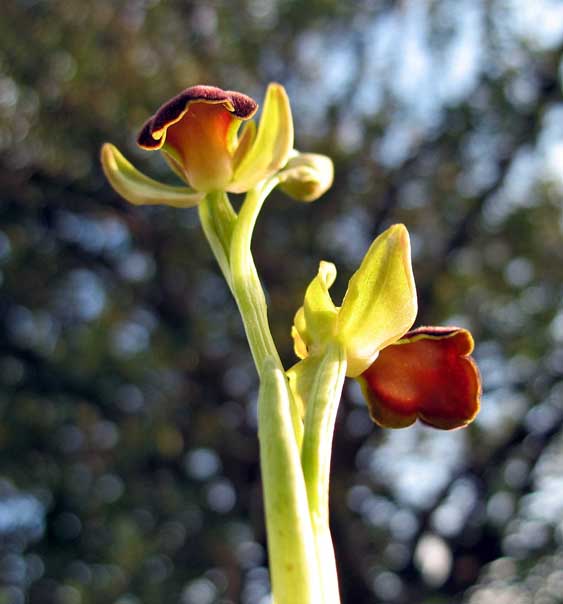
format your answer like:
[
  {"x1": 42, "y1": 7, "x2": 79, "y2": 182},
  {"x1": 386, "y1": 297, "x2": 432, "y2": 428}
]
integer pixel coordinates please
[
  {"x1": 198, "y1": 192, "x2": 237, "y2": 289},
  {"x1": 229, "y1": 180, "x2": 281, "y2": 373},
  {"x1": 229, "y1": 183, "x2": 321, "y2": 600},
  {"x1": 199, "y1": 183, "x2": 320, "y2": 602},
  {"x1": 259, "y1": 358, "x2": 322, "y2": 604},
  {"x1": 301, "y1": 342, "x2": 347, "y2": 604},
  {"x1": 230, "y1": 180, "x2": 303, "y2": 445}
]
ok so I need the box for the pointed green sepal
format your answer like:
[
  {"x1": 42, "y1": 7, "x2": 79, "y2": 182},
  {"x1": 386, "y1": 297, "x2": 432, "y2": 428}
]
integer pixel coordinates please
[
  {"x1": 278, "y1": 151, "x2": 334, "y2": 202},
  {"x1": 338, "y1": 224, "x2": 417, "y2": 377},
  {"x1": 100, "y1": 143, "x2": 204, "y2": 208},
  {"x1": 231, "y1": 83, "x2": 294, "y2": 193}
]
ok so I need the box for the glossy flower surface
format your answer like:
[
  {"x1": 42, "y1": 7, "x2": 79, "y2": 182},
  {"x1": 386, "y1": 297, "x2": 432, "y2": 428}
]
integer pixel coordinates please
[{"x1": 358, "y1": 326, "x2": 481, "y2": 430}]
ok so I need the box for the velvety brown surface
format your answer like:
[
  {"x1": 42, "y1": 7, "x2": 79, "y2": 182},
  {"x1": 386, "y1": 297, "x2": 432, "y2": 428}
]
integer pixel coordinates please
[{"x1": 137, "y1": 85, "x2": 258, "y2": 149}]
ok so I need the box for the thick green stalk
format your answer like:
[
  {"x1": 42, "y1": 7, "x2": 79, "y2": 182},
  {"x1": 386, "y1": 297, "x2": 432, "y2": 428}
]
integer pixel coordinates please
[
  {"x1": 259, "y1": 358, "x2": 322, "y2": 604},
  {"x1": 301, "y1": 342, "x2": 347, "y2": 604},
  {"x1": 230, "y1": 181, "x2": 303, "y2": 445},
  {"x1": 199, "y1": 183, "x2": 320, "y2": 602}
]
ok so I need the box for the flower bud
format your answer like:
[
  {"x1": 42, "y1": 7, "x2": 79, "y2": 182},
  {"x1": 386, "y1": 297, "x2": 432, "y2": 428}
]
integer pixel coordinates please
[{"x1": 278, "y1": 152, "x2": 334, "y2": 202}]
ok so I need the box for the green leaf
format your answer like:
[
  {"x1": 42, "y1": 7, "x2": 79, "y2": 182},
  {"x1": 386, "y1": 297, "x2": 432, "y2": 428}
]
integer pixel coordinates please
[
  {"x1": 100, "y1": 143, "x2": 204, "y2": 207},
  {"x1": 230, "y1": 83, "x2": 294, "y2": 192},
  {"x1": 338, "y1": 224, "x2": 418, "y2": 377}
]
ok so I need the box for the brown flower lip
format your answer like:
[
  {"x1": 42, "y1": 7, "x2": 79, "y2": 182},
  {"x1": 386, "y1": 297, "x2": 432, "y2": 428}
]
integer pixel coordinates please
[
  {"x1": 401, "y1": 325, "x2": 462, "y2": 339},
  {"x1": 359, "y1": 325, "x2": 482, "y2": 430},
  {"x1": 137, "y1": 85, "x2": 259, "y2": 150}
]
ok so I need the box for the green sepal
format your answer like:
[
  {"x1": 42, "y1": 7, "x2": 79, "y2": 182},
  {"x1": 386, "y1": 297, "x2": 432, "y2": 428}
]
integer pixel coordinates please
[
  {"x1": 101, "y1": 143, "x2": 204, "y2": 207},
  {"x1": 231, "y1": 83, "x2": 294, "y2": 193},
  {"x1": 338, "y1": 224, "x2": 417, "y2": 377},
  {"x1": 278, "y1": 151, "x2": 334, "y2": 202}
]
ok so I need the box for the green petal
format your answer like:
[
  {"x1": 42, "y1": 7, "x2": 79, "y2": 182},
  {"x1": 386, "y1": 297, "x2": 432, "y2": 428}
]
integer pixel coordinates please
[
  {"x1": 278, "y1": 151, "x2": 334, "y2": 202},
  {"x1": 290, "y1": 261, "x2": 339, "y2": 359},
  {"x1": 233, "y1": 120, "x2": 257, "y2": 167},
  {"x1": 303, "y1": 261, "x2": 338, "y2": 348},
  {"x1": 291, "y1": 307, "x2": 308, "y2": 359},
  {"x1": 100, "y1": 143, "x2": 204, "y2": 208},
  {"x1": 161, "y1": 143, "x2": 189, "y2": 182},
  {"x1": 230, "y1": 83, "x2": 294, "y2": 193},
  {"x1": 291, "y1": 262, "x2": 339, "y2": 360},
  {"x1": 338, "y1": 224, "x2": 417, "y2": 378}
]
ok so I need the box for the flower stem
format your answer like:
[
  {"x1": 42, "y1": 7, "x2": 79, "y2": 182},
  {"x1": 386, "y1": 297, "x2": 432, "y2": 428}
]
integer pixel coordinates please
[
  {"x1": 198, "y1": 192, "x2": 237, "y2": 289},
  {"x1": 229, "y1": 182, "x2": 281, "y2": 374},
  {"x1": 259, "y1": 358, "x2": 322, "y2": 604},
  {"x1": 301, "y1": 343, "x2": 347, "y2": 604},
  {"x1": 229, "y1": 181, "x2": 303, "y2": 445},
  {"x1": 199, "y1": 184, "x2": 321, "y2": 602}
]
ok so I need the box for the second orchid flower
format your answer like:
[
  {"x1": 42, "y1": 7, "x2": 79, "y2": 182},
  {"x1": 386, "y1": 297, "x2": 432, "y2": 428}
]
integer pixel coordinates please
[{"x1": 288, "y1": 224, "x2": 481, "y2": 430}]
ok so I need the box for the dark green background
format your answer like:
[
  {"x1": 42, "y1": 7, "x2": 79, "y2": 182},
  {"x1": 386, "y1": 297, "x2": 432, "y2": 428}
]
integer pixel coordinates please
[{"x1": 1, "y1": 1, "x2": 563, "y2": 603}]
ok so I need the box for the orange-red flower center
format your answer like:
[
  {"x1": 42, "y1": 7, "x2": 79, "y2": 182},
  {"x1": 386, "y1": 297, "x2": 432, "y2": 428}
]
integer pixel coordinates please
[{"x1": 165, "y1": 103, "x2": 236, "y2": 192}]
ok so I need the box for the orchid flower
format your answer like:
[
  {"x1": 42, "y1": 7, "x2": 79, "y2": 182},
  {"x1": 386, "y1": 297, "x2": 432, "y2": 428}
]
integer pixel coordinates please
[
  {"x1": 288, "y1": 224, "x2": 481, "y2": 430},
  {"x1": 101, "y1": 83, "x2": 332, "y2": 207}
]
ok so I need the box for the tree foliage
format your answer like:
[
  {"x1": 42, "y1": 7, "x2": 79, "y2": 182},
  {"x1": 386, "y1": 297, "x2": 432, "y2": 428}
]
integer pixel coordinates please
[{"x1": 1, "y1": 1, "x2": 562, "y2": 603}]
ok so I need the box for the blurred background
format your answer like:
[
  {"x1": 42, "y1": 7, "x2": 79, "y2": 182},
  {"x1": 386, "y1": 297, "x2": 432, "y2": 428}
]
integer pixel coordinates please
[{"x1": 1, "y1": 1, "x2": 563, "y2": 603}]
